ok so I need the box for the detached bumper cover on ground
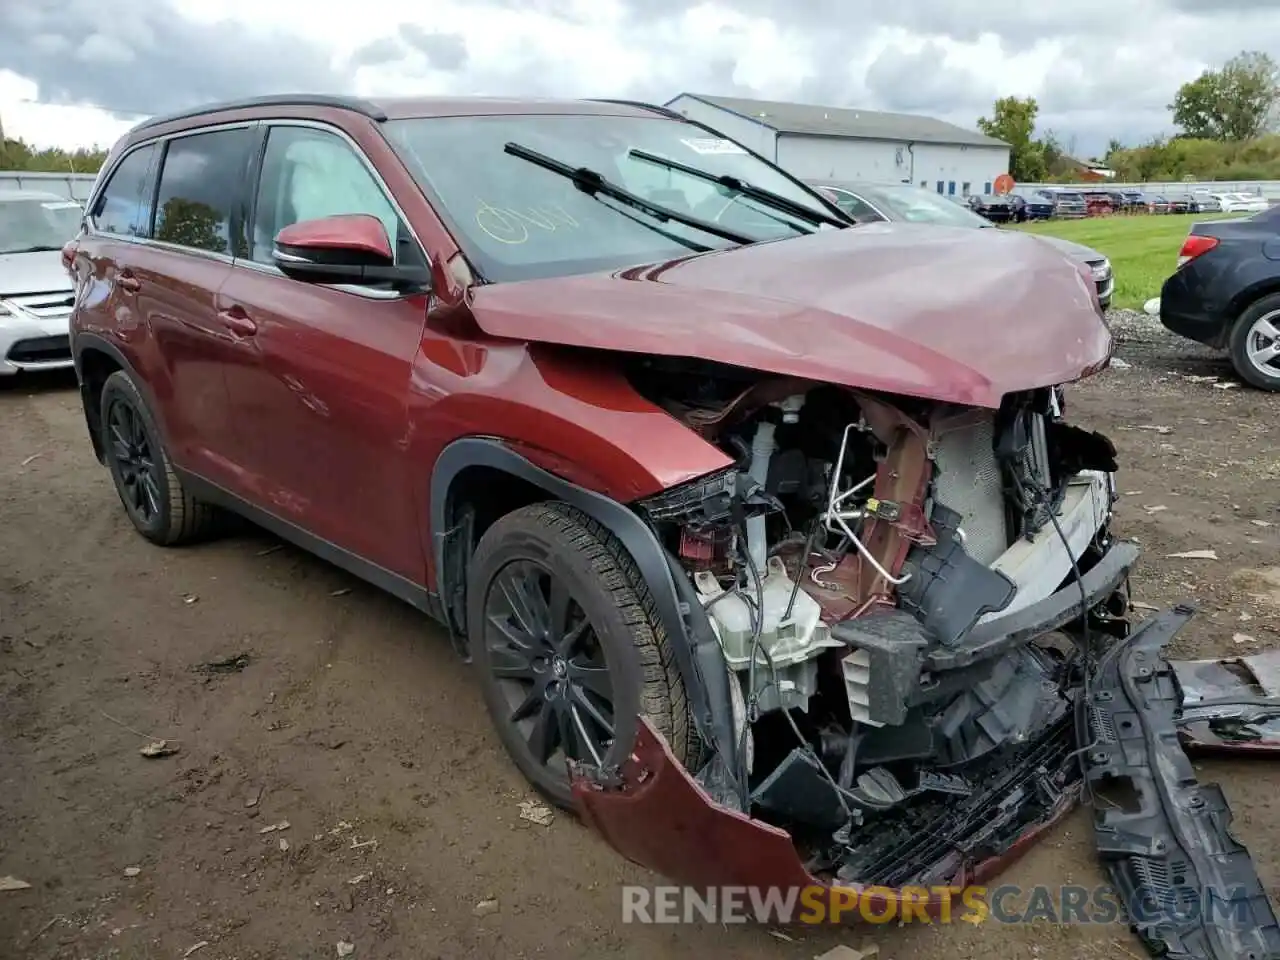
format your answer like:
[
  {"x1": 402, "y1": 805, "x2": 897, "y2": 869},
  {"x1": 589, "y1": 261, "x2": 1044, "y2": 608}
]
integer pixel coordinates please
[{"x1": 1084, "y1": 605, "x2": 1280, "y2": 960}]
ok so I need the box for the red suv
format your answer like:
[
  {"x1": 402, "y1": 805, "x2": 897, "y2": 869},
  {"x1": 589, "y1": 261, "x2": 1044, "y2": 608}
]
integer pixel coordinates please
[{"x1": 66, "y1": 94, "x2": 1129, "y2": 900}]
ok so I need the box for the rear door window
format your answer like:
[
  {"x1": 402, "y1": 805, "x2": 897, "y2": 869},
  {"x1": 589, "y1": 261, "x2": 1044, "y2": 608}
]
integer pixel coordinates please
[
  {"x1": 92, "y1": 143, "x2": 159, "y2": 237},
  {"x1": 153, "y1": 128, "x2": 254, "y2": 257}
]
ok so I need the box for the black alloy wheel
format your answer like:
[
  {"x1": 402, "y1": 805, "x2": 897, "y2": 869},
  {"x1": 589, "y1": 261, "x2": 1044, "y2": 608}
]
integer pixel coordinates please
[
  {"x1": 106, "y1": 397, "x2": 162, "y2": 525},
  {"x1": 483, "y1": 559, "x2": 616, "y2": 770}
]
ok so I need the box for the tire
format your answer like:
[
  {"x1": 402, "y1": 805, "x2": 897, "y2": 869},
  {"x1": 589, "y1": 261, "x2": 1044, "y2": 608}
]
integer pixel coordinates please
[
  {"x1": 467, "y1": 501, "x2": 701, "y2": 808},
  {"x1": 99, "y1": 370, "x2": 223, "y2": 544},
  {"x1": 1227, "y1": 294, "x2": 1280, "y2": 392}
]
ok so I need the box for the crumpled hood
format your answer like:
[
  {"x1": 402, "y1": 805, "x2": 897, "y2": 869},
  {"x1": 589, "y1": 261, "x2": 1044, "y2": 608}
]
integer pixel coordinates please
[
  {"x1": 469, "y1": 222, "x2": 1112, "y2": 408},
  {"x1": 0, "y1": 250, "x2": 71, "y2": 298}
]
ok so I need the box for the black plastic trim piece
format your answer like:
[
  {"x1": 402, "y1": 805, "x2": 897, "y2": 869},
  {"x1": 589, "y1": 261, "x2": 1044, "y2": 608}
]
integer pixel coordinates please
[
  {"x1": 924, "y1": 540, "x2": 1139, "y2": 671},
  {"x1": 177, "y1": 468, "x2": 443, "y2": 622},
  {"x1": 130, "y1": 94, "x2": 389, "y2": 134},
  {"x1": 429, "y1": 437, "x2": 737, "y2": 774},
  {"x1": 1086, "y1": 604, "x2": 1280, "y2": 960}
]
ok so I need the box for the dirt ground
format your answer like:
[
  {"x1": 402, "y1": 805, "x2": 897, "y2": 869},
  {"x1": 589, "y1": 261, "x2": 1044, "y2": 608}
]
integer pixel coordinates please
[{"x1": 2, "y1": 318, "x2": 1278, "y2": 960}]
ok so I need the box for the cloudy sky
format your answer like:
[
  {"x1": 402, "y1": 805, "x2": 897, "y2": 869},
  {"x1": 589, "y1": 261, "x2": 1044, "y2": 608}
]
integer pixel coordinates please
[{"x1": 1, "y1": 0, "x2": 1273, "y2": 159}]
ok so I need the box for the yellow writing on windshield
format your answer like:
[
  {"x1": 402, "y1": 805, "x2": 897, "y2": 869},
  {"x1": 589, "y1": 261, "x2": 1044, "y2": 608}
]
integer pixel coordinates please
[{"x1": 475, "y1": 200, "x2": 580, "y2": 244}]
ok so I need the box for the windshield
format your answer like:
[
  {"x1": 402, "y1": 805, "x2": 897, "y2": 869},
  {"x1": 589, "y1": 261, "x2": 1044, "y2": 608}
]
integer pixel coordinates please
[
  {"x1": 384, "y1": 114, "x2": 836, "y2": 282},
  {"x1": 0, "y1": 197, "x2": 82, "y2": 254},
  {"x1": 1057, "y1": 192, "x2": 1084, "y2": 201},
  {"x1": 859, "y1": 184, "x2": 994, "y2": 228}
]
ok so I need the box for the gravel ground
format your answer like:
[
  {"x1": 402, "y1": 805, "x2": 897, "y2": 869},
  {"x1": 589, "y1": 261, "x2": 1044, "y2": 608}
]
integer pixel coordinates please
[{"x1": 1, "y1": 315, "x2": 1277, "y2": 960}]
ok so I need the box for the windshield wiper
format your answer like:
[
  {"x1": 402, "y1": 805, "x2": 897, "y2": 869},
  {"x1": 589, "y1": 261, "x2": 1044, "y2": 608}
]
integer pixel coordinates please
[
  {"x1": 503, "y1": 142, "x2": 756, "y2": 247},
  {"x1": 627, "y1": 149, "x2": 851, "y2": 230},
  {"x1": 4, "y1": 245, "x2": 63, "y2": 254}
]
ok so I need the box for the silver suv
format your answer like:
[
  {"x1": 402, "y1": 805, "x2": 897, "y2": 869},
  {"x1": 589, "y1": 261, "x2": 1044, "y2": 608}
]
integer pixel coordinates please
[{"x1": 0, "y1": 189, "x2": 82, "y2": 376}]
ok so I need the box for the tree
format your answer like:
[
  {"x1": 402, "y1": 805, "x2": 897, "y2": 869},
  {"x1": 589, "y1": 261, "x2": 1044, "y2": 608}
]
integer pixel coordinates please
[
  {"x1": 977, "y1": 96, "x2": 1047, "y2": 181},
  {"x1": 1170, "y1": 50, "x2": 1280, "y2": 141},
  {"x1": 0, "y1": 133, "x2": 108, "y2": 173}
]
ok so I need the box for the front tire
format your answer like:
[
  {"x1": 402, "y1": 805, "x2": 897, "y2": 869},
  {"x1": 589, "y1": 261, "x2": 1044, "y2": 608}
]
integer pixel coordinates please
[
  {"x1": 1227, "y1": 294, "x2": 1280, "y2": 391},
  {"x1": 468, "y1": 502, "x2": 700, "y2": 808},
  {"x1": 99, "y1": 370, "x2": 222, "y2": 544}
]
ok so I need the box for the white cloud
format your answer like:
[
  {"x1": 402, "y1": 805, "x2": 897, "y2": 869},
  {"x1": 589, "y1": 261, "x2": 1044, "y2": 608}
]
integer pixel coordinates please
[
  {"x1": 1, "y1": 0, "x2": 1276, "y2": 156},
  {"x1": 0, "y1": 71, "x2": 136, "y2": 152}
]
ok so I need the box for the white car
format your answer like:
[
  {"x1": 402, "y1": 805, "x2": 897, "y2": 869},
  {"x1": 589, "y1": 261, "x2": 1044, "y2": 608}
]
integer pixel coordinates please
[
  {"x1": 0, "y1": 189, "x2": 82, "y2": 376},
  {"x1": 1214, "y1": 192, "x2": 1270, "y2": 214}
]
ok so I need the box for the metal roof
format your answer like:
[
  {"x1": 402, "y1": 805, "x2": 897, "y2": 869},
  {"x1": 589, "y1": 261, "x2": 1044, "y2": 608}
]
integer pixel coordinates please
[{"x1": 670, "y1": 94, "x2": 1008, "y2": 149}]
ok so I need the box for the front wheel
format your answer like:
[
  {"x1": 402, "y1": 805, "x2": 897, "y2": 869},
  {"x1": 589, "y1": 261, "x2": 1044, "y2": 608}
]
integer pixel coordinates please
[
  {"x1": 467, "y1": 502, "x2": 701, "y2": 808},
  {"x1": 1227, "y1": 294, "x2": 1280, "y2": 391}
]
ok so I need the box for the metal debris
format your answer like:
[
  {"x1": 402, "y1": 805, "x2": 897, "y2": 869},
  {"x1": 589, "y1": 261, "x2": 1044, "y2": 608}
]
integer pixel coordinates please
[
  {"x1": 1144, "y1": 505, "x2": 1169, "y2": 514},
  {"x1": 0, "y1": 876, "x2": 32, "y2": 891},
  {"x1": 123, "y1": 866, "x2": 140, "y2": 877},
  {"x1": 336, "y1": 943, "x2": 355, "y2": 958},
  {"x1": 1109, "y1": 357, "x2": 1131, "y2": 369},
  {"x1": 245, "y1": 785, "x2": 263, "y2": 808},
  {"x1": 1234, "y1": 633, "x2": 1257, "y2": 645},
  {"x1": 1252, "y1": 520, "x2": 1274, "y2": 528},
  {"x1": 330, "y1": 588, "x2": 352, "y2": 597},
  {"x1": 182, "y1": 942, "x2": 209, "y2": 958},
  {"x1": 518, "y1": 799, "x2": 555, "y2": 826},
  {"x1": 1167, "y1": 549, "x2": 1219, "y2": 560},
  {"x1": 473, "y1": 898, "x2": 500, "y2": 917},
  {"x1": 198, "y1": 653, "x2": 251, "y2": 675},
  {"x1": 258, "y1": 821, "x2": 291, "y2": 834},
  {"x1": 1138, "y1": 425, "x2": 1173, "y2": 434},
  {"x1": 139, "y1": 740, "x2": 180, "y2": 758},
  {"x1": 279, "y1": 838, "x2": 290, "y2": 852}
]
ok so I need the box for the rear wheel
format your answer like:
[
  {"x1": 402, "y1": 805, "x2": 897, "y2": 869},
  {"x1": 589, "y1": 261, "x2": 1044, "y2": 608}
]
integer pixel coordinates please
[
  {"x1": 468, "y1": 502, "x2": 701, "y2": 808},
  {"x1": 100, "y1": 370, "x2": 222, "y2": 544},
  {"x1": 1227, "y1": 294, "x2": 1280, "y2": 391}
]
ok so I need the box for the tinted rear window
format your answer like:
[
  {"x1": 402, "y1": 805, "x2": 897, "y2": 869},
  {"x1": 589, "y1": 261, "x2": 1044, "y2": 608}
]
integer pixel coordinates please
[
  {"x1": 93, "y1": 144, "x2": 158, "y2": 237},
  {"x1": 153, "y1": 128, "x2": 254, "y2": 256}
]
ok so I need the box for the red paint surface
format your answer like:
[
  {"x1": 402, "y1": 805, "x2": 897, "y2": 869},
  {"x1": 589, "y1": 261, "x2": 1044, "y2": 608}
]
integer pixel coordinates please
[
  {"x1": 472, "y1": 222, "x2": 1113, "y2": 409},
  {"x1": 573, "y1": 719, "x2": 1080, "y2": 922},
  {"x1": 276, "y1": 214, "x2": 394, "y2": 261}
]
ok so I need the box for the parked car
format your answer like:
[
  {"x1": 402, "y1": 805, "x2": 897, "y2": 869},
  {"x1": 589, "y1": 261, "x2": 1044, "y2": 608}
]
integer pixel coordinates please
[
  {"x1": 1011, "y1": 193, "x2": 1055, "y2": 221},
  {"x1": 1160, "y1": 205, "x2": 1280, "y2": 390},
  {"x1": 1114, "y1": 190, "x2": 1147, "y2": 212},
  {"x1": 811, "y1": 180, "x2": 1114, "y2": 309},
  {"x1": 0, "y1": 189, "x2": 83, "y2": 375},
  {"x1": 964, "y1": 193, "x2": 1017, "y2": 222},
  {"x1": 1215, "y1": 192, "x2": 1270, "y2": 214},
  {"x1": 1189, "y1": 193, "x2": 1223, "y2": 213},
  {"x1": 1082, "y1": 191, "x2": 1116, "y2": 216},
  {"x1": 1148, "y1": 195, "x2": 1171, "y2": 214},
  {"x1": 67, "y1": 94, "x2": 1130, "y2": 897},
  {"x1": 1166, "y1": 195, "x2": 1192, "y2": 214},
  {"x1": 1044, "y1": 189, "x2": 1088, "y2": 218}
]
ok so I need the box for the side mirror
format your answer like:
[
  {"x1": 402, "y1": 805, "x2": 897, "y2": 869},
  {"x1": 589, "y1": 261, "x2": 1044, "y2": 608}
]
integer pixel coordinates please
[{"x1": 272, "y1": 214, "x2": 430, "y2": 291}]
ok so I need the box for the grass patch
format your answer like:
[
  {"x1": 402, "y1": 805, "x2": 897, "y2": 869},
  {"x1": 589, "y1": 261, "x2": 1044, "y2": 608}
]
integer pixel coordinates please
[{"x1": 1008, "y1": 213, "x2": 1238, "y2": 309}]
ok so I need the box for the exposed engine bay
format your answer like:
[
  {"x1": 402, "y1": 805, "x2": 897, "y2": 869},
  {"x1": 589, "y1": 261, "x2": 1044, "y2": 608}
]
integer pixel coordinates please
[{"x1": 627, "y1": 356, "x2": 1126, "y2": 885}]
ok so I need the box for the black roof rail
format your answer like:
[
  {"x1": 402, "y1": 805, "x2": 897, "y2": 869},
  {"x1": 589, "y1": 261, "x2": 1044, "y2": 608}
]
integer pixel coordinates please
[
  {"x1": 130, "y1": 94, "x2": 387, "y2": 133},
  {"x1": 584, "y1": 98, "x2": 685, "y2": 121}
]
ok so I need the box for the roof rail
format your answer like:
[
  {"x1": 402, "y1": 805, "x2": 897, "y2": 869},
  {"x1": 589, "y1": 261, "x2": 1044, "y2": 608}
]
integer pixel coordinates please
[
  {"x1": 584, "y1": 98, "x2": 685, "y2": 121},
  {"x1": 130, "y1": 94, "x2": 387, "y2": 133}
]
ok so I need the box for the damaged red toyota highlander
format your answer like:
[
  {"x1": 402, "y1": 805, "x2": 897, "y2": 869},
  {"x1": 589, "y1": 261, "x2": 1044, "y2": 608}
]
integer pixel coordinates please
[{"x1": 62, "y1": 95, "x2": 1273, "y2": 945}]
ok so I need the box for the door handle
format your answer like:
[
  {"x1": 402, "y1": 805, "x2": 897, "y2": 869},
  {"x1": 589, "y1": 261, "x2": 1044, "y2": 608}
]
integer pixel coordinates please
[
  {"x1": 217, "y1": 307, "x2": 258, "y2": 338},
  {"x1": 118, "y1": 271, "x2": 141, "y2": 293}
]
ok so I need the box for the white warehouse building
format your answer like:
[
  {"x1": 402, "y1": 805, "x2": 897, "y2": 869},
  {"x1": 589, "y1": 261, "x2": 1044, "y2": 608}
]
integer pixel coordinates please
[{"x1": 665, "y1": 93, "x2": 1011, "y2": 198}]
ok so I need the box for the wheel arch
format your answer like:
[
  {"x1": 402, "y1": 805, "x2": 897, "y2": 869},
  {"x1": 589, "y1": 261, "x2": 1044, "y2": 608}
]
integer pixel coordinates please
[
  {"x1": 429, "y1": 437, "x2": 739, "y2": 778},
  {"x1": 1227, "y1": 279, "x2": 1280, "y2": 331},
  {"x1": 73, "y1": 334, "x2": 168, "y2": 465}
]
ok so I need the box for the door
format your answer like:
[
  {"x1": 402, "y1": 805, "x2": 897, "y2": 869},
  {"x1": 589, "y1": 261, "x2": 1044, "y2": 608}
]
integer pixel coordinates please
[
  {"x1": 140, "y1": 126, "x2": 257, "y2": 486},
  {"x1": 215, "y1": 122, "x2": 431, "y2": 582},
  {"x1": 75, "y1": 140, "x2": 160, "y2": 368}
]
